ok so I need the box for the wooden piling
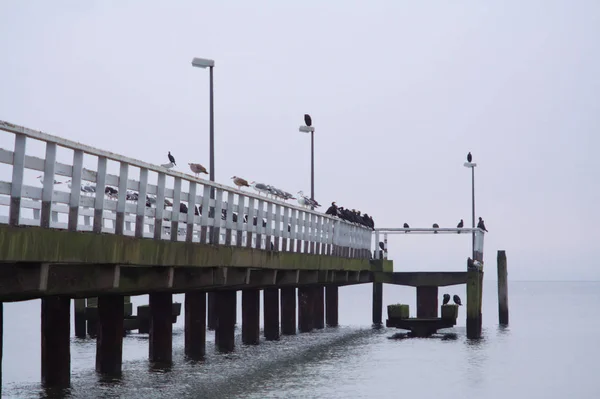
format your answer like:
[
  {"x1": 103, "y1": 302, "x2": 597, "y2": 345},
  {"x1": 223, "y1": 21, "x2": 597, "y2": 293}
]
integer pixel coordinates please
[
  {"x1": 0, "y1": 302, "x2": 3, "y2": 389},
  {"x1": 215, "y1": 290, "x2": 236, "y2": 352},
  {"x1": 207, "y1": 292, "x2": 217, "y2": 330},
  {"x1": 497, "y1": 250, "x2": 509, "y2": 325},
  {"x1": 242, "y1": 289, "x2": 260, "y2": 345},
  {"x1": 314, "y1": 286, "x2": 325, "y2": 329},
  {"x1": 280, "y1": 287, "x2": 296, "y2": 335},
  {"x1": 74, "y1": 298, "x2": 86, "y2": 338},
  {"x1": 263, "y1": 288, "x2": 280, "y2": 341},
  {"x1": 416, "y1": 286, "x2": 438, "y2": 318},
  {"x1": 41, "y1": 296, "x2": 71, "y2": 387},
  {"x1": 372, "y1": 282, "x2": 383, "y2": 326},
  {"x1": 298, "y1": 286, "x2": 314, "y2": 332},
  {"x1": 325, "y1": 285, "x2": 339, "y2": 327},
  {"x1": 86, "y1": 297, "x2": 98, "y2": 337},
  {"x1": 149, "y1": 293, "x2": 173, "y2": 363},
  {"x1": 184, "y1": 291, "x2": 206, "y2": 360},
  {"x1": 466, "y1": 269, "x2": 483, "y2": 339},
  {"x1": 96, "y1": 295, "x2": 124, "y2": 375}
]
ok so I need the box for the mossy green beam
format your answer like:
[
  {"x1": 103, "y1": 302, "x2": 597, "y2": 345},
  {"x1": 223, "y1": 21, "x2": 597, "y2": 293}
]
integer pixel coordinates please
[{"x1": 0, "y1": 225, "x2": 381, "y2": 272}]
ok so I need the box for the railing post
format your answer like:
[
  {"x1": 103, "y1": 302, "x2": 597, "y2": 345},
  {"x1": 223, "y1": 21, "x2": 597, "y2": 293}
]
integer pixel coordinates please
[
  {"x1": 93, "y1": 156, "x2": 107, "y2": 233},
  {"x1": 115, "y1": 162, "x2": 129, "y2": 235},
  {"x1": 68, "y1": 150, "x2": 84, "y2": 231},
  {"x1": 9, "y1": 134, "x2": 26, "y2": 226},
  {"x1": 41, "y1": 142, "x2": 57, "y2": 228}
]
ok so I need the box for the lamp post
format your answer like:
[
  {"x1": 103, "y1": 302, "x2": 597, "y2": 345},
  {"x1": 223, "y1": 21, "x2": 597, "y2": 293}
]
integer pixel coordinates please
[
  {"x1": 191, "y1": 57, "x2": 215, "y2": 182},
  {"x1": 463, "y1": 152, "x2": 477, "y2": 258},
  {"x1": 299, "y1": 120, "x2": 315, "y2": 209}
]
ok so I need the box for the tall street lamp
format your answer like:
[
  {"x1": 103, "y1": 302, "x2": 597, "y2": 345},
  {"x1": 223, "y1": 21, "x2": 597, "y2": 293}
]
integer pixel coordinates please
[
  {"x1": 463, "y1": 152, "x2": 477, "y2": 258},
  {"x1": 191, "y1": 57, "x2": 215, "y2": 182},
  {"x1": 299, "y1": 114, "x2": 315, "y2": 209}
]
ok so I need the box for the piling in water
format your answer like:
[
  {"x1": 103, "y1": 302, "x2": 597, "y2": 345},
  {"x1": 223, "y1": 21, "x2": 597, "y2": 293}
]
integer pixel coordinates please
[
  {"x1": 149, "y1": 293, "x2": 173, "y2": 363},
  {"x1": 497, "y1": 250, "x2": 509, "y2": 325},
  {"x1": 314, "y1": 286, "x2": 325, "y2": 329},
  {"x1": 41, "y1": 296, "x2": 71, "y2": 387},
  {"x1": 242, "y1": 289, "x2": 260, "y2": 345},
  {"x1": 298, "y1": 287, "x2": 314, "y2": 333},
  {"x1": 263, "y1": 288, "x2": 280, "y2": 341},
  {"x1": 325, "y1": 285, "x2": 339, "y2": 327},
  {"x1": 280, "y1": 287, "x2": 296, "y2": 335},
  {"x1": 74, "y1": 298, "x2": 86, "y2": 338},
  {"x1": 96, "y1": 295, "x2": 124, "y2": 375},
  {"x1": 215, "y1": 290, "x2": 236, "y2": 352},
  {"x1": 184, "y1": 291, "x2": 206, "y2": 359},
  {"x1": 416, "y1": 286, "x2": 438, "y2": 318},
  {"x1": 466, "y1": 268, "x2": 483, "y2": 339}
]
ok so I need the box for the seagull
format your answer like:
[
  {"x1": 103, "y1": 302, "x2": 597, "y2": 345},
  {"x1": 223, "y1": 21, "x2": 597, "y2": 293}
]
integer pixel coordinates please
[
  {"x1": 189, "y1": 163, "x2": 208, "y2": 177},
  {"x1": 36, "y1": 175, "x2": 63, "y2": 185},
  {"x1": 433, "y1": 223, "x2": 439, "y2": 233},
  {"x1": 403, "y1": 222, "x2": 410, "y2": 233},
  {"x1": 477, "y1": 217, "x2": 488, "y2": 232},
  {"x1": 232, "y1": 176, "x2": 250, "y2": 189},
  {"x1": 251, "y1": 181, "x2": 270, "y2": 196},
  {"x1": 457, "y1": 219, "x2": 464, "y2": 233},
  {"x1": 453, "y1": 295, "x2": 462, "y2": 306},
  {"x1": 304, "y1": 114, "x2": 312, "y2": 127},
  {"x1": 443, "y1": 293, "x2": 451, "y2": 305},
  {"x1": 168, "y1": 151, "x2": 176, "y2": 166},
  {"x1": 467, "y1": 152, "x2": 472, "y2": 163},
  {"x1": 161, "y1": 162, "x2": 175, "y2": 170},
  {"x1": 297, "y1": 196, "x2": 308, "y2": 207},
  {"x1": 280, "y1": 190, "x2": 296, "y2": 201},
  {"x1": 105, "y1": 186, "x2": 119, "y2": 200}
]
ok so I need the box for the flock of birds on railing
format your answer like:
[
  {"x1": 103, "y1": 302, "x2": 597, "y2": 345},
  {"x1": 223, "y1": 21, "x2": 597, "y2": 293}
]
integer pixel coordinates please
[
  {"x1": 398, "y1": 217, "x2": 488, "y2": 233},
  {"x1": 33, "y1": 148, "x2": 378, "y2": 231}
]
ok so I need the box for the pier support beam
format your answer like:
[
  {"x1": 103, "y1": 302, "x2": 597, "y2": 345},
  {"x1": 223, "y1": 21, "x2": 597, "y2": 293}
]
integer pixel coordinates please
[
  {"x1": 215, "y1": 290, "x2": 236, "y2": 352},
  {"x1": 0, "y1": 302, "x2": 3, "y2": 389},
  {"x1": 416, "y1": 286, "x2": 438, "y2": 318},
  {"x1": 314, "y1": 286, "x2": 325, "y2": 329},
  {"x1": 96, "y1": 295, "x2": 124, "y2": 375},
  {"x1": 280, "y1": 287, "x2": 296, "y2": 335},
  {"x1": 263, "y1": 288, "x2": 280, "y2": 341},
  {"x1": 74, "y1": 298, "x2": 86, "y2": 338},
  {"x1": 372, "y1": 282, "x2": 383, "y2": 326},
  {"x1": 185, "y1": 291, "x2": 206, "y2": 360},
  {"x1": 207, "y1": 292, "x2": 217, "y2": 330},
  {"x1": 149, "y1": 293, "x2": 173, "y2": 364},
  {"x1": 466, "y1": 269, "x2": 484, "y2": 339},
  {"x1": 41, "y1": 296, "x2": 71, "y2": 387},
  {"x1": 497, "y1": 250, "x2": 509, "y2": 325},
  {"x1": 242, "y1": 289, "x2": 260, "y2": 345},
  {"x1": 326, "y1": 285, "x2": 339, "y2": 327},
  {"x1": 298, "y1": 286, "x2": 314, "y2": 332}
]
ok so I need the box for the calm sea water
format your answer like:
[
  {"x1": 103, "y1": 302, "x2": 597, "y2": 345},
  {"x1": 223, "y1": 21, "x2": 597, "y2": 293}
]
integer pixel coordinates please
[{"x1": 3, "y1": 280, "x2": 600, "y2": 398}]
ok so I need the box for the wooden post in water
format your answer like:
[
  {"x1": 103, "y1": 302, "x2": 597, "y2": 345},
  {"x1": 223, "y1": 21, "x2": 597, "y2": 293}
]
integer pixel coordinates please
[
  {"x1": 314, "y1": 286, "x2": 325, "y2": 329},
  {"x1": 215, "y1": 290, "x2": 236, "y2": 352},
  {"x1": 280, "y1": 287, "x2": 296, "y2": 335},
  {"x1": 184, "y1": 291, "x2": 206, "y2": 359},
  {"x1": 325, "y1": 285, "x2": 339, "y2": 327},
  {"x1": 263, "y1": 288, "x2": 280, "y2": 341},
  {"x1": 298, "y1": 286, "x2": 314, "y2": 332},
  {"x1": 149, "y1": 293, "x2": 173, "y2": 363},
  {"x1": 41, "y1": 296, "x2": 71, "y2": 387},
  {"x1": 497, "y1": 250, "x2": 509, "y2": 325},
  {"x1": 372, "y1": 259, "x2": 383, "y2": 326},
  {"x1": 96, "y1": 295, "x2": 124, "y2": 375},
  {"x1": 466, "y1": 268, "x2": 483, "y2": 339},
  {"x1": 74, "y1": 298, "x2": 86, "y2": 338},
  {"x1": 416, "y1": 286, "x2": 438, "y2": 318},
  {"x1": 0, "y1": 302, "x2": 3, "y2": 389},
  {"x1": 242, "y1": 289, "x2": 260, "y2": 345}
]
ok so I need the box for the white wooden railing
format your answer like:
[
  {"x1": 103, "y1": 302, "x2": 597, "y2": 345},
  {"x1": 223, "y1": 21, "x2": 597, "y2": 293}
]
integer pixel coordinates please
[{"x1": 0, "y1": 120, "x2": 372, "y2": 258}]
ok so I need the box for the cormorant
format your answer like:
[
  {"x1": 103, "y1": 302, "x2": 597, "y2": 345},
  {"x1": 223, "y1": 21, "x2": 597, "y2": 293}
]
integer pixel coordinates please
[
  {"x1": 457, "y1": 219, "x2": 464, "y2": 233},
  {"x1": 304, "y1": 114, "x2": 312, "y2": 127},
  {"x1": 477, "y1": 217, "x2": 488, "y2": 232},
  {"x1": 467, "y1": 152, "x2": 472, "y2": 163},
  {"x1": 379, "y1": 242, "x2": 385, "y2": 251},
  {"x1": 453, "y1": 295, "x2": 462, "y2": 306},
  {"x1": 168, "y1": 151, "x2": 176, "y2": 166},
  {"x1": 443, "y1": 293, "x2": 451, "y2": 305},
  {"x1": 433, "y1": 223, "x2": 439, "y2": 233},
  {"x1": 403, "y1": 222, "x2": 410, "y2": 233}
]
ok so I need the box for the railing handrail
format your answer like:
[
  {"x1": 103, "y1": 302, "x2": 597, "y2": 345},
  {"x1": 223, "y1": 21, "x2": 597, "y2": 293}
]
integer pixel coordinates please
[
  {"x1": 0, "y1": 119, "x2": 352, "y2": 224},
  {"x1": 374, "y1": 227, "x2": 485, "y2": 233}
]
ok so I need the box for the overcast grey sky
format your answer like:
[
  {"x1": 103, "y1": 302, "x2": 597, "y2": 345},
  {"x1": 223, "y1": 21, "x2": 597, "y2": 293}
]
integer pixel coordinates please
[{"x1": 1, "y1": 1, "x2": 598, "y2": 281}]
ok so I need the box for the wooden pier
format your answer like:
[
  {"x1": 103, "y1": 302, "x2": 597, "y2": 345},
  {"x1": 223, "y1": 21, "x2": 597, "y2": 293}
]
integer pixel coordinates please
[{"x1": 0, "y1": 120, "x2": 502, "y2": 391}]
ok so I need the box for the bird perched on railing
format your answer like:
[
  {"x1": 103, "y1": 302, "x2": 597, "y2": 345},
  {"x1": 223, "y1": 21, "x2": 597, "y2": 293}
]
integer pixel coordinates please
[
  {"x1": 433, "y1": 223, "x2": 439, "y2": 233},
  {"x1": 66, "y1": 179, "x2": 96, "y2": 195},
  {"x1": 297, "y1": 191, "x2": 320, "y2": 208},
  {"x1": 36, "y1": 175, "x2": 63, "y2": 185},
  {"x1": 251, "y1": 181, "x2": 270, "y2": 196},
  {"x1": 105, "y1": 186, "x2": 118, "y2": 200},
  {"x1": 443, "y1": 293, "x2": 451, "y2": 305},
  {"x1": 161, "y1": 161, "x2": 175, "y2": 170},
  {"x1": 189, "y1": 163, "x2": 208, "y2": 177},
  {"x1": 231, "y1": 176, "x2": 250, "y2": 190},
  {"x1": 126, "y1": 190, "x2": 139, "y2": 202},
  {"x1": 168, "y1": 151, "x2": 176, "y2": 166},
  {"x1": 325, "y1": 202, "x2": 338, "y2": 216},
  {"x1": 457, "y1": 219, "x2": 464, "y2": 233}
]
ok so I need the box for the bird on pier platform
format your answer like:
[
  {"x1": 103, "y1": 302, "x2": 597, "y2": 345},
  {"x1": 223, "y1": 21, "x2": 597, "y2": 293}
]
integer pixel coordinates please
[
  {"x1": 477, "y1": 217, "x2": 488, "y2": 232},
  {"x1": 443, "y1": 293, "x2": 451, "y2": 305},
  {"x1": 189, "y1": 163, "x2": 208, "y2": 177},
  {"x1": 403, "y1": 222, "x2": 410, "y2": 233},
  {"x1": 168, "y1": 151, "x2": 176, "y2": 166},
  {"x1": 231, "y1": 176, "x2": 250, "y2": 189},
  {"x1": 433, "y1": 223, "x2": 439, "y2": 233},
  {"x1": 453, "y1": 295, "x2": 462, "y2": 306},
  {"x1": 36, "y1": 175, "x2": 63, "y2": 185},
  {"x1": 457, "y1": 219, "x2": 464, "y2": 233},
  {"x1": 467, "y1": 152, "x2": 472, "y2": 163},
  {"x1": 161, "y1": 161, "x2": 175, "y2": 170}
]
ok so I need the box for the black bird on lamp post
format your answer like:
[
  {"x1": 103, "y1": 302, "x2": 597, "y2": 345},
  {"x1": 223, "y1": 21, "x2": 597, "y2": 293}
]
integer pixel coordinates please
[{"x1": 304, "y1": 114, "x2": 312, "y2": 127}]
